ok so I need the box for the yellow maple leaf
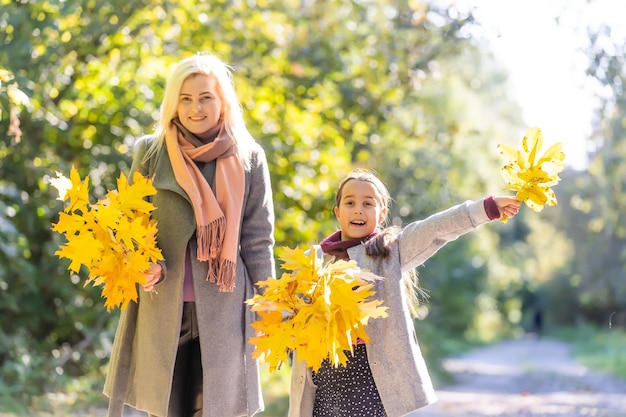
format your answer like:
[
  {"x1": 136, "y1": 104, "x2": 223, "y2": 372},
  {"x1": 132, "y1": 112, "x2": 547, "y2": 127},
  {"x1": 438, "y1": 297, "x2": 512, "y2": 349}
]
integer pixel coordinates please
[
  {"x1": 249, "y1": 310, "x2": 293, "y2": 366},
  {"x1": 497, "y1": 127, "x2": 565, "y2": 218},
  {"x1": 54, "y1": 231, "x2": 104, "y2": 274},
  {"x1": 246, "y1": 247, "x2": 388, "y2": 372},
  {"x1": 278, "y1": 245, "x2": 321, "y2": 273},
  {"x1": 63, "y1": 166, "x2": 91, "y2": 212},
  {"x1": 109, "y1": 171, "x2": 158, "y2": 215},
  {"x1": 50, "y1": 167, "x2": 163, "y2": 312}
]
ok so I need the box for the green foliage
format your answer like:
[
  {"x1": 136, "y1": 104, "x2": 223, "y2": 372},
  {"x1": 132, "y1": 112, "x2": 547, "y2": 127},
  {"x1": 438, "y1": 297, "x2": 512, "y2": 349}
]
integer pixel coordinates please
[
  {"x1": 537, "y1": 24, "x2": 626, "y2": 328},
  {"x1": 551, "y1": 323, "x2": 626, "y2": 380},
  {"x1": 259, "y1": 362, "x2": 291, "y2": 416},
  {"x1": 0, "y1": 0, "x2": 539, "y2": 411},
  {"x1": 418, "y1": 239, "x2": 488, "y2": 335},
  {"x1": 544, "y1": 172, "x2": 626, "y2": 325}
]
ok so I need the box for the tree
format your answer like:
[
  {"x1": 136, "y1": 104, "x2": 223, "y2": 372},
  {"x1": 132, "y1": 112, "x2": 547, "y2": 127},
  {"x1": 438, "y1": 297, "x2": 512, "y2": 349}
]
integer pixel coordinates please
[
  {"x1": 0, "y1": 0, "x2": 531, "y2": 411},
  {"x1": 544, "y1": 24, "x2": 626, "y2": 327}
]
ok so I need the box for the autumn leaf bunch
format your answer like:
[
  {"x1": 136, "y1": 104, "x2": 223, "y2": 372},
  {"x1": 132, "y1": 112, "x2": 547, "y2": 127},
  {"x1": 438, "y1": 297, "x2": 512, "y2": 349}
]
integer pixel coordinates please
[
  {"x1": 497, "y1": 126, "x2": 565, "y2": 217},
  {"x1": 50, "y1": 167, "x2": 163, "y2": 311},
  {"x1": 246, "y1": 246, "x2": 388, "y2": 372}
]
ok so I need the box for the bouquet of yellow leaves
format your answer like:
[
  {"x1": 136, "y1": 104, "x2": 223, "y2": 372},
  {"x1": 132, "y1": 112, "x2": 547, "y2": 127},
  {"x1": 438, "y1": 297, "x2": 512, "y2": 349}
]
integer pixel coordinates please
[
  {"x1": 497, "y1": 126, "x2": 565, "y2": 219},
  {"x1": 246, "y1": 246, "x2": 388, "y2": 372},
  {"x1": 50, "y1": 167, "x2": 163, "y2": 311}
]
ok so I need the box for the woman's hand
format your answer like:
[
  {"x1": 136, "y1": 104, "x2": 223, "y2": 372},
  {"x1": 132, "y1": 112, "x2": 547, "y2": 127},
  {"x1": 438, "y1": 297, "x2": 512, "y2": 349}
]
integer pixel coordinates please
[
  {"x1": 142, "y1": 262, "x2": 163, "y2": 292},
  {"x1": 494, "y1": 196, "x2": 522, "y2": 220}
]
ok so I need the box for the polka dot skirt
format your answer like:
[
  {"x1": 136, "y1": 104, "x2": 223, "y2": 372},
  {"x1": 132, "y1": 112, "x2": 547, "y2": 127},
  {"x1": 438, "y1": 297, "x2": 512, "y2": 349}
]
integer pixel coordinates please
[{"x1": 311, "y1": 343, "x2": 387, "y2": 417}]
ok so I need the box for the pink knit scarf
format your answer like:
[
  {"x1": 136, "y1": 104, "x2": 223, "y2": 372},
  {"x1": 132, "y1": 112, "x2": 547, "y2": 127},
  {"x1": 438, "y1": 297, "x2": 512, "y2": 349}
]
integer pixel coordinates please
[{"x1": 166, "y1": 119, "x2": 244, "y2": 292}]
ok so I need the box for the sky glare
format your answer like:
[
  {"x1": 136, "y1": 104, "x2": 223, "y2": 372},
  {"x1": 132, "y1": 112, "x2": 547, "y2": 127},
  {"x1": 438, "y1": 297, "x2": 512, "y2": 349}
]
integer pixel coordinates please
[{"x1": 449, "y1": 0, "x2": 625, "y2": 170}]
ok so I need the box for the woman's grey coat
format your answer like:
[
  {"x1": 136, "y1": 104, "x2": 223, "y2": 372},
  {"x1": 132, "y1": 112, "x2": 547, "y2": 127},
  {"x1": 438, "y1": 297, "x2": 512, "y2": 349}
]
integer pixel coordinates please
[
  {"x1": 103, "y1": 136, "x2": 275, "y2": 417},
  {"x1": 289, "y1": 200, "x2": 492, "y2": 417}
]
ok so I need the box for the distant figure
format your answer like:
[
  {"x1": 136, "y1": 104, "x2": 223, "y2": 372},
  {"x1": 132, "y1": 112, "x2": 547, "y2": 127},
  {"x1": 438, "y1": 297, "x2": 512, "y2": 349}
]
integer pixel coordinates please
[
  {"x1": 533, "y1": 307, "x2": 544, "y2": 337},
  {"x1": 520, "y1": 283, "x2": 544, "y2": 338}
]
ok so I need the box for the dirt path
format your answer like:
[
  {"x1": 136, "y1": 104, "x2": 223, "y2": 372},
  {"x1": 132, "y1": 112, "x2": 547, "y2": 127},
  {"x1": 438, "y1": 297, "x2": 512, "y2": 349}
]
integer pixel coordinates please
[
  {"x1": 75, "y1": 336, "x2": 625, "y2": 417},
  {"x1": 414, "y1": 335, "x2": 626, "y2": 417}
]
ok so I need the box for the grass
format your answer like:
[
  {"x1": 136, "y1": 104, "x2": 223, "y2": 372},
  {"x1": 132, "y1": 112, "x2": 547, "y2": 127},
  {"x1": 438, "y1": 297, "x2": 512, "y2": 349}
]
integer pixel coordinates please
[
  {"x1": 258, "y1": 360, "x2": 290, "y2": 416},
  {"x1": 0, "y1": 360, "x2": 292, "y2": 417},
  {"x1": 549, "y1": 322, "x2": 626, "y2": 380},
  {"x1": 11, "y1": 324, "x2": 622, "y2": 416}
]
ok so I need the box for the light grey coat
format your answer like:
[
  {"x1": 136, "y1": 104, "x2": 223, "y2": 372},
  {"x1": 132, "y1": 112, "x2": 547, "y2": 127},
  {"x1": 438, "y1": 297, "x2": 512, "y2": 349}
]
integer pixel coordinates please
[
  {"x1": 289, "y1": 200, "x2": 492, "y2": 417},
  {"x1": 103, "y1": 136, "x2": 275, "y2": 417}
]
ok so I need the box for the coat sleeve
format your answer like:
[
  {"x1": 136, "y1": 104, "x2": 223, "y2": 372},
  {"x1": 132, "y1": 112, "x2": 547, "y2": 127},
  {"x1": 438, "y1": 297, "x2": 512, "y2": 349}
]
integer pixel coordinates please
[
  {"x1": 399, "y1": 199, "x2": 491, "y2": 273},
  {"x1": 239, "y1": 145, "x2": 276, "y2": 284},
  {"x1": 128, "y1": 136, "x2": 152, "y2": 178}
]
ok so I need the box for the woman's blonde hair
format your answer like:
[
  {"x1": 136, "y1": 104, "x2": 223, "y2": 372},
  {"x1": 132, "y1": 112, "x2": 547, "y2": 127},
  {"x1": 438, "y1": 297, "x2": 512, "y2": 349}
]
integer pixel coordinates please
[
  {"x1": 144, "y1": 52, "x2": 255, "y2": 166},
  {"x1": 335, "y1": 168, "x2": 427, "y2": 317}
]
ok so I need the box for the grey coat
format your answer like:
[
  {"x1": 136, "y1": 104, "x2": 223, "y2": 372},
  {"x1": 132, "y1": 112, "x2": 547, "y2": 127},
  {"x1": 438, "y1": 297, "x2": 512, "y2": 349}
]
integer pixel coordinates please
[
  {"x1": 289, "y1": 200, "x2": 492, "y2": 417},
  {"x1": 103, "y1": 136, "x2": 275, "y2": 417}
]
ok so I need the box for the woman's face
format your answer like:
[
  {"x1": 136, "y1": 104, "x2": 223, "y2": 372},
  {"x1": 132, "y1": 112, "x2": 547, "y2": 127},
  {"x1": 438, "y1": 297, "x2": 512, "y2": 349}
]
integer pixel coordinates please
[
  {"x1": 176, "y1": 73, "x2": 223, "y2": 134},
  {"x1": 334, "y1": 179, "x2": 387, "y2": 241}
]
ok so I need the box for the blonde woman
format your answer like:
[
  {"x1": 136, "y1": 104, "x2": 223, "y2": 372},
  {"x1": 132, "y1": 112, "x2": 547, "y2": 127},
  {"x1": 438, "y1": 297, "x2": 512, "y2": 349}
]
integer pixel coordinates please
[{"x1": 104, "y1": 53, "x2": 275, "y2": 417}]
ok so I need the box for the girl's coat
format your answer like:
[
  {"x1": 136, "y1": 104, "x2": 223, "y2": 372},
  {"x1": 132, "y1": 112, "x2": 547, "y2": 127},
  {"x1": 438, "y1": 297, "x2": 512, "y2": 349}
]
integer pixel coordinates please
[
  {"x1": 289, "y1": 200, "x2": 492, "y2": 417},
  {"x1": 103, "y1": 136, "x2": 275, "y2": 417}
]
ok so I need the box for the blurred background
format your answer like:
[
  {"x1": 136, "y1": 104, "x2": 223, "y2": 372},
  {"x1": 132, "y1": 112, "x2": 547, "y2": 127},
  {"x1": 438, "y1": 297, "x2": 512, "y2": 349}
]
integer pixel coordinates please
[{"x1": 1, "y1": 0, "x2": 625, "y2": 415}]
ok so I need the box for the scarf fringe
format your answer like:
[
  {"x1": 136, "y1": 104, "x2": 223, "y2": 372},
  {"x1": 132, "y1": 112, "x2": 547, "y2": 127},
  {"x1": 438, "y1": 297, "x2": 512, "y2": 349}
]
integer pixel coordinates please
[
  {"x1": 196, "y1": 217, "x2": 226, "y2": 261},
  {"x1": 205, "y1": 257, "x2": 236, "y2": 292}
]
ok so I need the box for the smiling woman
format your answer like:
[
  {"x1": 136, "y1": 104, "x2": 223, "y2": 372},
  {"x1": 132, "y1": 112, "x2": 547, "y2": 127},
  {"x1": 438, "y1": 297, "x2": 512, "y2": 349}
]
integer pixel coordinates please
[
  {"x1": 102, "y1": 52, "x2": 276, "y2": 417},
  {"x1": 177, "y1": 74, "x2": 223, "y2": 135}
]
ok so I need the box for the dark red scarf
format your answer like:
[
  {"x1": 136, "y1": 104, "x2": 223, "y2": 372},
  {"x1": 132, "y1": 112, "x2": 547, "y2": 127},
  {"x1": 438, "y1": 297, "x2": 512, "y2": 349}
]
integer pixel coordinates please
[{"x1": 319, "y1": 230, "x2": 378, "y2": 261}]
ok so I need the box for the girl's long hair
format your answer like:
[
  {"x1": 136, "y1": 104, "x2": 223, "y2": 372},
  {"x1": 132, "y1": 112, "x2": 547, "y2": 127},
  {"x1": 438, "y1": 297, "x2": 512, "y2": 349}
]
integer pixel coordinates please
[
  {"x1": 335, "y1": 169, "x2": 427, "y2": 317},
  {"x1": 144, "y1": 52, "x2": 255, "y2": 167}
]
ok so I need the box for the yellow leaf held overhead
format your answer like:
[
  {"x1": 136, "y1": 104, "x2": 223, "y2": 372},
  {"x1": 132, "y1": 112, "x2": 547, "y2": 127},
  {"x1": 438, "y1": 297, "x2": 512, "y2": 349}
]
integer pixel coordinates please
[
  {"x1": 50, "y1": 167, "x2": 162, "y2": 312},
  {"x1": 245, "y1": 247, "x2": 388, "y2": 373},
  {"x1": 497, "y1": 127, "x2": 565, "y2": 219}
]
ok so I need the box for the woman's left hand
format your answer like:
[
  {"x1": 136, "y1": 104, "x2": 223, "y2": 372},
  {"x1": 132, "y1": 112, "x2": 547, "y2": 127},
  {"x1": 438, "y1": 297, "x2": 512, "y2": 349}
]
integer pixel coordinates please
[{"x1": 494, "y1": 196, "x2": 522, "y2": 220}]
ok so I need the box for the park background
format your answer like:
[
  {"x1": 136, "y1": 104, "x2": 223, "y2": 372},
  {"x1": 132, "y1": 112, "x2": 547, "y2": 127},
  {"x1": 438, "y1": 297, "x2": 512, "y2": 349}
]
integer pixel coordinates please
[{"x1": 1, "y1": 0, "x2": 625, "y2": 415}]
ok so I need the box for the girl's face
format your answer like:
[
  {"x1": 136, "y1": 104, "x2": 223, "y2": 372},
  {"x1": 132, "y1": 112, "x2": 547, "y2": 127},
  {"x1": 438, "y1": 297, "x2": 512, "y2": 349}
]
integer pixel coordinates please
[
  {"x1": 334, "y1": 179, "x2": 387, "y2": 241},
  {"x1": 176, "y1": 73, "x2": 223, "y2": 134}
]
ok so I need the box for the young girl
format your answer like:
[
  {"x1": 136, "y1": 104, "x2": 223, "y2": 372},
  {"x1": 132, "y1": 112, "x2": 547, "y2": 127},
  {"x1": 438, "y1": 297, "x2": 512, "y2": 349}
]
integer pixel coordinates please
[{"x1": 288, "y1": 169, "x2": 521, "y2": 417}]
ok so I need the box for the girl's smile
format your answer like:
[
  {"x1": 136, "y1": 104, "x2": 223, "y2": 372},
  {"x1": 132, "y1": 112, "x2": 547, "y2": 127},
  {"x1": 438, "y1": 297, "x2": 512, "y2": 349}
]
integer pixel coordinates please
[{"x1": 334, "y1": 179, "x2": 387, "y2": 241}]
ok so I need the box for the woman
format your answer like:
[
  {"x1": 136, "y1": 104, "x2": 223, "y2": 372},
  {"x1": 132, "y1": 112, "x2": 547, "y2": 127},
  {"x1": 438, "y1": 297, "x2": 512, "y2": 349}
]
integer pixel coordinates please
[{"x1": 103, "y1": 53, "x2": 275, "y2": 417}]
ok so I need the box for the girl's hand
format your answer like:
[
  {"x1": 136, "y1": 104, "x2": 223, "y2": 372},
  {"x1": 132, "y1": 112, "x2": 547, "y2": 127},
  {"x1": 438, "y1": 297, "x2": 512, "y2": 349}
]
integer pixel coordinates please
[
  {"x1": 142, "y1": 262, "x2": 163, "y2": 292},
  {"x1": 494, "y1": 196, "x2": 522, "y2": 220}
]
